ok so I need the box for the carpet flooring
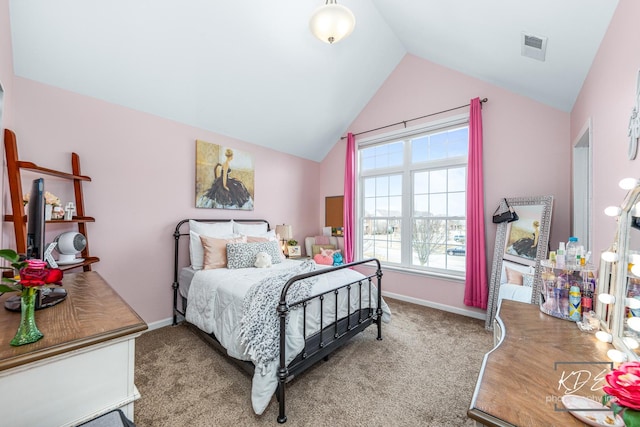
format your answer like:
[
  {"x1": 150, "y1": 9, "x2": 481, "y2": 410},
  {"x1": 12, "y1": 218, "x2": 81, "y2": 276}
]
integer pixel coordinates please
[{"x1": 134, "y1": 298, "x2": 493, "y2": 427}]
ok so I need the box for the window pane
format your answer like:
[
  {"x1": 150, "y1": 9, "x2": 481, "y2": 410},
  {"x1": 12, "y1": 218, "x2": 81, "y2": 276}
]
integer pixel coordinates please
[
  {"x1": 376, "y1": 176, "x2": 389, "y2": 196},
  {"x1": 389, "y1": 175, "x2": 402, "y2": 196},
  {"x1": 411, "y1": 218, "x2": 447, "y2": 267},
  {"x1": 414, "y1": 171, "x2": 428, "y2": 194},
  {"x1": 360, "y1": 141, "x2": 403, "y2": 171},
  {"x1": 364, "y1": 198, "x2": 375, "y2": 216},
  {"x1": 389, "y1": 196, "x2": 402, "y2": 215},
  {"x1": 448, "y1": 192, "x2": 466, "y2": 217},
  {"x1": 414, "y1": 195, "x2": 428, "y2": 215},
  {"x1": 411, "y1": 135, "x2": 429, "y2": 163},
  {"x1": 430, "y1": 169, "x2": 447, "y2": 193},
  {"x1": 449, "y1": 167, "x2": 466, "y2": 192},
  {"x1": 364, "y1": 177, "x2": 375, "y2": 197},
  {"x1": 359, "y1": 124, "x2": 468, "y2": 275},
  {"x1": 410, "y1": 127, "x2": 469, "y2": 162},
  {"x1": 448, "y1": 128, "x2": 469, "y2": 157},
  {"x1": 428, "y1": 132, "x2": 447, "y2": 160},
  {"x1": 429, "y1": 193, "x2": 447, "y2": 216},
  {"x1": 361, "y1": 173, "x2": 402, "y2": 265}
]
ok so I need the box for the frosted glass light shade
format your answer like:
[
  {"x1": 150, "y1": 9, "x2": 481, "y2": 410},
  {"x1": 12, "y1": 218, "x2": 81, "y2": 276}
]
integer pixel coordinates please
[
  {"x1": 624, "y1": 336, "x2": 640, "y2": 350},
  {"x1": 628, "y1": 297, "x2": 640, "y2": 310},
  {"x1": 619, "y1": 177, "x2": 639, "y2": 190},
  {"x1": 628, "y1": 316, "x2": 640, "y2": 332},
  {"x1": 602, "y1": 251, "x2": 619, "y2": 262},
  {"x1": 632, "y1": 263, "x2": 640, "y2": 278},
  {"x1": 596, "y1": 331, "x2": 613, "y2": 343},
  {"x1": 607, "y1": 348, "x2": 628, "y2": 363},
  {"x1": 309, "y1": 1, "x2": 355, "y2": 44},
  {"x1": 598, "y1": 293, "x2": 616, "y2": 305},
  {"x1": 604, "y1": 206, "x2": 622, "y2": 217}
]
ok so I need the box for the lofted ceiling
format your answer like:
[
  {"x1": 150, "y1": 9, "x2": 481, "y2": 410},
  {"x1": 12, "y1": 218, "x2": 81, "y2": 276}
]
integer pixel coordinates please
[{"x1": 8, "y1": 0, "x2": 619, "y2": 161}]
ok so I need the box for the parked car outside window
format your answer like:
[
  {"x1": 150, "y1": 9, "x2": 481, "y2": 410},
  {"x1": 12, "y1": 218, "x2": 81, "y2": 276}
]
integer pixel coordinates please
[{"x1": 447, "y1": 247, "x2": 466, "y2": 256}]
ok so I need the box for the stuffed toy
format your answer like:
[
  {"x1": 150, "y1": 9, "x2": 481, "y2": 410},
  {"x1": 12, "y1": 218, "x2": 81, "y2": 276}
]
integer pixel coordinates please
[
  {"x1": 314, "y1": 247, "x2": 343, "y2": 266},
  {"x1": 254, "y1": 252, "x2": 272, "y2": 268},
  {"x1": 313, "y1": 253, "x2": 333, "y2": 265},
  {"x1": 332, "y1": 251, "x2": 344, "y2": 266}
]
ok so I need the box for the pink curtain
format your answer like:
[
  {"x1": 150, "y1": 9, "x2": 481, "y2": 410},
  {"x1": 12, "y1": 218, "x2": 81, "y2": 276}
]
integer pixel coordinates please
[
  {"x1": 464, "y1": 98, "x2": 488, "y2": 309},
  {"x1": 343, "y1": 133, "x2": 355, "y2": 263}
]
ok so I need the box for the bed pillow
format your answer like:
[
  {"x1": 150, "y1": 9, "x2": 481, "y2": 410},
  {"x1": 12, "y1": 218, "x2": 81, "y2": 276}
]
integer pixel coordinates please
[
  {"x1": 312, "y1": 244, "x2": 336, "y2": 256},
  {"x1": 246, "y1": 230, "x2": 285, "y2": 260},
  {"x1": 189, "y1": 220, "x2": 234, "y2": 270},
  {"x1": 321, "y1": 247, "x2": 340, "y2": 258},
  {"x1": 226, "y1": 241, "x2": 283, "y2": 269},
  {"x1": 232, "y1": 221, "x2": 268, "y2": 236},
  {"x1": 505, "y1": 267, "x2": 524, "y2": 286},
  {"x1": 500, "y1": 262, "x2": 534, "y2": 286},
  {"x1": 200, "y1": 235, "x2": 247, "y2": 270},
  {"x1": 313, "y1": 253, "x2": 334, "y2": 265}
]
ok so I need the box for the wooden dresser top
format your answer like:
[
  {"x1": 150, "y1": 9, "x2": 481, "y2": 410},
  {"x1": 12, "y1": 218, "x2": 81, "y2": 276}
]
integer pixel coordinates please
[
  {"x1": 0, "y1": 271, "x2": 147, "y2": 371},
  {"x1": 468, "y1": 299, "x2": 614, "y2": 427}
]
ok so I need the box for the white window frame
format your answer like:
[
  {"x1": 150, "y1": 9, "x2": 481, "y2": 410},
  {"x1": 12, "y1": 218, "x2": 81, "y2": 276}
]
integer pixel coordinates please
[{"x1": 356, "y1": 113, "x2": 469, "y2": 280}]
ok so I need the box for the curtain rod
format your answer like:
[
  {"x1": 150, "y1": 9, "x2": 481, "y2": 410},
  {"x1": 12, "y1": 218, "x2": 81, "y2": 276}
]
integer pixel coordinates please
[{"x1": 341, "y1": 97, "x2": 488, "y2": 140}]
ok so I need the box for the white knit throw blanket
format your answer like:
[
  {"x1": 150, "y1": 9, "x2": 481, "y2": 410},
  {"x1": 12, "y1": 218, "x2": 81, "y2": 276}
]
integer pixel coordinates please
[{"x1": 239, "y1": 260, "x2": 317, "y2": 374}]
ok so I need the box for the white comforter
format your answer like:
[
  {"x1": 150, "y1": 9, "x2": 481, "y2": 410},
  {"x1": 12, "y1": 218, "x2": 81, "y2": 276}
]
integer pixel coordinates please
[{"x1": 185, "y1": 260, "x2": 391, "y2": 414}]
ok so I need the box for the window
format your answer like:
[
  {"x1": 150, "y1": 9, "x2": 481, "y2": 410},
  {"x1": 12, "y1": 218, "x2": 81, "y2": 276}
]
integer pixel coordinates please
[{"x1": 358, "y1": 117, "x2": 469, "y2": 277}]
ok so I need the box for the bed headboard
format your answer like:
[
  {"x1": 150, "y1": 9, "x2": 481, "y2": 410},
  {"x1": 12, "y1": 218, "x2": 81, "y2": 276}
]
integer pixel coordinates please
[
  {"x1": 172, "y1": 218, "x2": 271, "y2": 280},
  {"x1": 172, "y1": 218, "x2": 271, "y2": 324}
]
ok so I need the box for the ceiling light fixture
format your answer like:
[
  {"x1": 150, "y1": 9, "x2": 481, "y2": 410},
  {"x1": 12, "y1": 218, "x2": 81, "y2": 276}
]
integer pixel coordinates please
[{"x1": 309, "y1": 0, "x2": 355, "y2": 44}]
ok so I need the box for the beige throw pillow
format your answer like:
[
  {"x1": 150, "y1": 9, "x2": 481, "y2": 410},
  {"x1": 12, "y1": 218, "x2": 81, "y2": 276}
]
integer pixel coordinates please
[
  {"x1": 200, "y1": 235, "x2": 247, "y2": 270},
  {"x1": 312, "y1": 244, "x2": 336, "y2": 256},
  {"x1": 505, "y1": 266, "x2": 524, "y2": 286}
]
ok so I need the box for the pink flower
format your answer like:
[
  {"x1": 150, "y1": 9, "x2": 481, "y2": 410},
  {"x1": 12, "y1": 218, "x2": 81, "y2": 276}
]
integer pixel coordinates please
[
  {"x1": 19, "y1": 259, "x2": 63, "y2": 288},
  {"x1": 604, "y1": 362, "x2": 640, "y2": 410}
]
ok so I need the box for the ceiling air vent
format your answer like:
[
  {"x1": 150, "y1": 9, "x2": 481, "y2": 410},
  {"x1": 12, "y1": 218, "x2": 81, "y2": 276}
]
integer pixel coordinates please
[{"x1": 521, "y1": 32, "x2": 548, "y2": 61}]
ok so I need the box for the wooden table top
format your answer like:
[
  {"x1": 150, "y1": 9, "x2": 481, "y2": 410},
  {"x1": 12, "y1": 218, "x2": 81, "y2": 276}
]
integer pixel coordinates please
[
  {"x1": 0, "y1": 271, "x2": 147, "y2": 371},
  {"x1": 468, "y1": 299, "x2": 615, "y2": 427}
]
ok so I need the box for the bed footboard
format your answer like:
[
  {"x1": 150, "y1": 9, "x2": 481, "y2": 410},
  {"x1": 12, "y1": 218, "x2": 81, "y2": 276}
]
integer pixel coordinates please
[{"x1": 276, "y1": 258, "x2": 383, "y2": 423}]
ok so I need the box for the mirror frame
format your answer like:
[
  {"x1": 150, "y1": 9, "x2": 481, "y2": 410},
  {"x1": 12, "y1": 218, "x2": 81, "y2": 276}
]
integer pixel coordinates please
[
  {"x1": 485, "y1": 195, "x2": 554, "y2": 330},
  {"x1": 610, "y1": 183, "x2": 640, "y2": 360}
]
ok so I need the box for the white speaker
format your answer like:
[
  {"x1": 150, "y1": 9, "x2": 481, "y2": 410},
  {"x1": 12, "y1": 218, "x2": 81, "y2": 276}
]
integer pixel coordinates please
[{"x1": 55, "y1": 231, "x2": 87, "y2": 264}]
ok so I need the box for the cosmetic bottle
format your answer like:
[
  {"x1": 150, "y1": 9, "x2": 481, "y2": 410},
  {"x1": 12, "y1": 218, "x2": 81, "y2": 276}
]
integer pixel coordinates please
[{"x1": 556, "y1": 242, "x2": 566, "y2": 268}]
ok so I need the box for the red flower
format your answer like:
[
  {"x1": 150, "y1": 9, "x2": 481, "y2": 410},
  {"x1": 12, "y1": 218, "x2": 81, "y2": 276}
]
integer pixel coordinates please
[
  {"x1": 19, "y1": 264, "x2": 63, "y2": 288},
  {"x1": 604, "y1": 362, "x2": 640, "y2": 410}
]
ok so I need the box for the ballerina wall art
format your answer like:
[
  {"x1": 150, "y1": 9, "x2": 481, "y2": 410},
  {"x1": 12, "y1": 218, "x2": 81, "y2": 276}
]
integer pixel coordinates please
[
  {"x1": 502, "y1": 202, "x2": 550, "y2": 266},
  {"x1": 195, "y1": 139, "x2": 255, "y2": 210}
]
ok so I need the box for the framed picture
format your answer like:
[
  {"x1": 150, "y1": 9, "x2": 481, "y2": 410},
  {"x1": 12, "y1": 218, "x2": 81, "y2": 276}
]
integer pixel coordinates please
[
  {"x1": 485, "y1": 195, "x2": 553, "y2": 330},
  {"x1": 502, "y1": 203, "x2": 550, "y2": 266},
  {"x1": 195, "y1": 139, "x2": 255, "y2": 210},
  {"x1": 287, "y1": 246, "x2": 301, "y2": 258}
]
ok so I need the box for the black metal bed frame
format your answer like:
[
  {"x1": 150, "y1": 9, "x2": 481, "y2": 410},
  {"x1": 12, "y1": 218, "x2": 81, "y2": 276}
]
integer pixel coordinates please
[{"x1": 172, "y1": 219, "x2": 384, "y2": 423}]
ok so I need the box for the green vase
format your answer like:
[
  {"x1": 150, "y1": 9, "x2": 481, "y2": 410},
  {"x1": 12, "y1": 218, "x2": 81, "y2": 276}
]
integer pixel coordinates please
[{"x1": 10, "y1": 288, "x2": 43, "y2": 346}]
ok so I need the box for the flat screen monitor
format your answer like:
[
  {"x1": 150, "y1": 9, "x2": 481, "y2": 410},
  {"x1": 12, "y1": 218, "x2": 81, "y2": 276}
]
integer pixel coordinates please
[
  {"x1": 26, "y1": 178, "x2": 45, "y2": 260},
  {"x1": 6, "y1": 177, "x2": 68, "y2": 311}
]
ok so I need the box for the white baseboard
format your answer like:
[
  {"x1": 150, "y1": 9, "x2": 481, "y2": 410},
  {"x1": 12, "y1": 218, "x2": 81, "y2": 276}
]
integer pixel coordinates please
[
  {"x1": 144, "y1": 317, "x2": 174, "y2": 332},
  {"x1": 382, "y1": 291, "x2": 487, "y2": 321}
]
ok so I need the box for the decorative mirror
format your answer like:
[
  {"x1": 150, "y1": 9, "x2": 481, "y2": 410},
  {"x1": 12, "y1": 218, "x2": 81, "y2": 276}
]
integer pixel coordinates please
[
  {"x1": 602, "y1": 178, "x2": 640, "y2": 361},
  {"x1": 485, "y1": 195, "x2": 554, "y2": 329}
]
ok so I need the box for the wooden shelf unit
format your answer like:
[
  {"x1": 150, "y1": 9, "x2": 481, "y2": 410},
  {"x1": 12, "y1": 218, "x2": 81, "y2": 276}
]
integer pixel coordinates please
[{"x1": 3, "y1": 128, "x2": 99, "y2": 271}]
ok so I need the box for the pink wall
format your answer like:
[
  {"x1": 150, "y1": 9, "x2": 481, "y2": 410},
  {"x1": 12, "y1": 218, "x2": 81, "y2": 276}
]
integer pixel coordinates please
[
  {"x1": 0, "y1": 0, "x2": 13, "y2": 124},
  {"x1": 571, "y1": 0, "x2": 640, "y2": 257},
  {"x1": 4, "y1": 76, "x2": 321, "y2": 325},
  {"x1": 321, "y1": 54, "x2": 570, "y2": 317}
]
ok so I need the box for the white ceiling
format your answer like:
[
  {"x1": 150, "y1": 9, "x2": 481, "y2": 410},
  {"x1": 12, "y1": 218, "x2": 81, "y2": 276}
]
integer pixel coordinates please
[{"x1": 8, "y1": 0, "x2": 619, "y2": 161}]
